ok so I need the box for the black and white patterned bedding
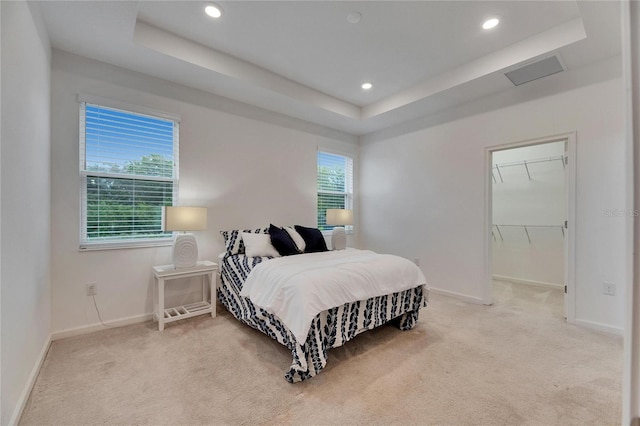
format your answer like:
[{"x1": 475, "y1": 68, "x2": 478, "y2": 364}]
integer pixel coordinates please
[{"x1": 218, "y1": 252, "x2": 427, "y2": 382}]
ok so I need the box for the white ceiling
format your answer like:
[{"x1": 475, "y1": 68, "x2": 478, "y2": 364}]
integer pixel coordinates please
[{"x1": 35, "y1": 1, "x2": 622, "y2": 136}]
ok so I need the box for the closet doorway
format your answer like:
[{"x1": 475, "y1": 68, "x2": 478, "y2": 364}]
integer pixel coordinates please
[{"x1": 485, "y1": 133, "x2": 576, "y2": 323}]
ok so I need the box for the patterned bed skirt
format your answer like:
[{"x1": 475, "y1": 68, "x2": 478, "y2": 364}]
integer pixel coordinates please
[{"x1": 218, "y1": 254, "x2": 427, "y2": 382}]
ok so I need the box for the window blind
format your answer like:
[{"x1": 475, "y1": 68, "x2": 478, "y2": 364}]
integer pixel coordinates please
[
  {"x1": 79, "y1": 103, "x2": 178, "y2": 248},
  {"x1": 317, "y1": 151, "x2": 353, "y2": 230}
]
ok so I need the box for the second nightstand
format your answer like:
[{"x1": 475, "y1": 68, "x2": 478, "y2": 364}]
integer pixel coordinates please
[{"x1": 152, "y1": 261, "x2": 217, "y2": 331}]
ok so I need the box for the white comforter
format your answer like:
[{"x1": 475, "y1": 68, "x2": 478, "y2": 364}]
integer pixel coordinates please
[{"x1": 239, "y1": 249, "x2": 427, "y2": 343}]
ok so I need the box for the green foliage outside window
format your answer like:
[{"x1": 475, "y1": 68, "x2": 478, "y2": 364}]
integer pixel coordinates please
[{"x1": 86, "y1": 154, "x2": 173, "y2": 240}]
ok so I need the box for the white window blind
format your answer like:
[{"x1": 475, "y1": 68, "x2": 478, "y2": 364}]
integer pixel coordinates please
[
  {"x1": 79, "y1": 102, "x2": 179, "y2": 249},
  {"x1": 317, "y1": 151, "x2": 353, "y2": 231}
]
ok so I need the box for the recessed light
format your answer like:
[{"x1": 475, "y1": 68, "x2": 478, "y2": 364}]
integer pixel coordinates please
[
  {"x1": 361, "y1": 82, "x2": 373, "y2": 90},
  {"x1": 482, "y1": 18, "x2": 499, "y2": 30},
  {"x1": 205, "y1": 4, "x2": 223, "y2": 19}
]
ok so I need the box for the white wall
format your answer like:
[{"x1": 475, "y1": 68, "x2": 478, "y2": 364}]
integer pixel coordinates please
[
  {"x1": 50, "y1": 51, "x2": 358, "y2": 335},
  {"x1": 1, "y1": 2, "x2": 52, "y2": 424},
  {"x1": 492, "y1": 142, "x2": 565, "y2": 286},
  {"x1": 360, "y1": 63, "x2": 627, "y2": 332}
]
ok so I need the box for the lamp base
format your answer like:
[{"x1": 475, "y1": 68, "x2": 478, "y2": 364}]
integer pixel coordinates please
[
  {"x1": 172, "y1": 233, "x2": 198, "y2": 268},
  {"x1": 331, "y1": 227, "x2": 347, "y2": 250}
]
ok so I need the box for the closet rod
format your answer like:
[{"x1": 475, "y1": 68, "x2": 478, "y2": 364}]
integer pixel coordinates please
[
  {"x1": 492, "y1": 156, "x2": 564, "y2": 182},
  {"x1": 492, "y1": 155, "x2": 564, "y2": 169},
  {"x1": 492, "y1": 224, "x2": 564, "y2": 243},
  {"x1": 493, "y1": 224, "x2": 564, "y2": 227}
]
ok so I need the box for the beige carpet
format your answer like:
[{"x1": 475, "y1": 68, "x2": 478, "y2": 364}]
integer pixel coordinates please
[{"x1": 20, "y1": 282, "x2": 622, "y2": 425}]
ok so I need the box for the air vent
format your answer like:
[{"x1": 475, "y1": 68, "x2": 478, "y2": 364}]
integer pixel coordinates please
[{"x1": 505, "y1": 55, "x2": 565, "y2": 86}]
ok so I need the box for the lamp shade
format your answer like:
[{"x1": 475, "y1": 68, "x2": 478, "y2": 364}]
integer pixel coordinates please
[
  {"x1": 164, "y1": 206, "x2": 207, "y2": 232},
  {"x1": 326, "y1": 209, "x2": 353, "y2": 226}
]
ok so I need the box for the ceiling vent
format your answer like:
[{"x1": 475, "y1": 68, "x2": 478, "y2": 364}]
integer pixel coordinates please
[{"x1": 505, "y1": 55, "x2": 565, "y2": 86}]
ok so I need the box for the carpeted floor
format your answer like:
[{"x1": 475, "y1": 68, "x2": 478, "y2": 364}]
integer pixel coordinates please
[{"x1": 20, "y1": 281, "x2": 622, "y2": 425}]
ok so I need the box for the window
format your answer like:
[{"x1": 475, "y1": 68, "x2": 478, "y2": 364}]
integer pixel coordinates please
[
  {"x1": 317, "y1": 151, "x2": 353, "y2": 231},
  {"x1": 79, "y1": 102, "x2": 179, "y2": 249}
]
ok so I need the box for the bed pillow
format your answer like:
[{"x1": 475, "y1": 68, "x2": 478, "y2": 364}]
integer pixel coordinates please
[
  {"x1": 294, "y1": 225, "x2": 328, "y2": 253},
  {"x1": 269, "y1": 224, "x2": 300, "y2": 256},
  {"x1": 221, "y1": 227, "x2": 268, "y2": 255},
  {"x1": 241, "y1": 232, "x2": 281, "y2": 258},
  {"x1": 284, "y1": 226, "x2": 306, "y2": 252}
]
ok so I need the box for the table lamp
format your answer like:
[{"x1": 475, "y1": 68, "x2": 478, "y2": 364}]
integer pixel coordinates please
[
  {"x1": 326, "y1": 208, "x2": 353, "y2": 250},
  {"x1": 164, "y1": 206, "x2": 207, "y2": 268}
]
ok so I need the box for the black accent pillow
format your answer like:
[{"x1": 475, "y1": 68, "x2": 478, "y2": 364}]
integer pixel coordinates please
[
  {"x1": 269, "y1": 224, "x2": 299, "y2": 256},
  {"x1": 294, "y1": 225, "x2": 328, "y2": 253}
]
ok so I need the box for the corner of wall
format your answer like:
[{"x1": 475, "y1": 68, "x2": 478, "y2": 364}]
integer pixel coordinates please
[{"x1": 7, "y1": 336, "x2": 52, "y2": 426}]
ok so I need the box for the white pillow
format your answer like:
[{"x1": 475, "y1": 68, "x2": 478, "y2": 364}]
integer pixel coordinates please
[
  {"x1": 284, "y1": 226, "x2": 306, "y2": 252},
  {"x1": 241, "y1": 232, "x2": 281, "y2": 258}
]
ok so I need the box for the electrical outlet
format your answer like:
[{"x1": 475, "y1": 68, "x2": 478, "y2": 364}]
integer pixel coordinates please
[
  {"x1": 86, "y1": 283, "x2": 97, "y2": 296},
  {"x1": 603, "y1": 282, "x2": 615, "y2": 296}
]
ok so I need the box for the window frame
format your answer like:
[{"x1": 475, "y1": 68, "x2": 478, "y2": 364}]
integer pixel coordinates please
[
  {"x1": 78, "y1": 95, "x2": 180, "y2": 250},
  {"x1": 317, "y1": 149, "x2": 354, "y2": 234}
]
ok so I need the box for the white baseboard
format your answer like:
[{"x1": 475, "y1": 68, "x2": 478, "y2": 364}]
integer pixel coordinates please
[
  {"x1": 9, "y1": 334, "x2": 52, "y2": 426},
  {"x1": 52, "y1": 313, "x2": 153, "y2": 341},
  {"x1": 493, "y1": 274, "x2": 563, "y2": 290},
  {"x1": 10, "y1": 314, "x2": 154, "y2": 423},
  {"x1": 427, "y1": 287, "x2": 489, "y2": 305},
  {"x1": 574, "y1": 318, "x2": 624, "y2": 336}
]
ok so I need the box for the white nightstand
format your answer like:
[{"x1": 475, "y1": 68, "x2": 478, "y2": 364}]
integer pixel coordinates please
[{"x1": 152, "y1": 261, "x2": 217, "y2": 331}]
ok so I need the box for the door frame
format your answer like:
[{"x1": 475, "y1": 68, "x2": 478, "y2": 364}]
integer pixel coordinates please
[{"x1": 483, "y1": 132, "x2": 577, "y2": 324}]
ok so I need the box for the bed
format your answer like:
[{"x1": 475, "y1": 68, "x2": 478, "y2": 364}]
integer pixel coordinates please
[{"x1": 217, "y1": 226, "x2": 428, "y2": 382}]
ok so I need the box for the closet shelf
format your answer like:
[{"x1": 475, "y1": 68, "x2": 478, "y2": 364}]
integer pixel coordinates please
[
  {"x1": 492, "y1": 155, "x2": 565, "y2": 182},
  {"x1": 492, "y1": 224, "x2": 564, "y2": 243}
]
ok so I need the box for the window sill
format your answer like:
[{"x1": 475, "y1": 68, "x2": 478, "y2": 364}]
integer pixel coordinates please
[
  {"x1": 321, "y1": 229, "x2": 354, "y2": 236},
  {"x1": 79, "y1": 238, "x2": 173, "y2": 251}
]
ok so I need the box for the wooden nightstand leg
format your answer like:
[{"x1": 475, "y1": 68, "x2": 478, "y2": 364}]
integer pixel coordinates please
[
  {"x1": 153, "y1": 276, "x2": 157, "y2": 323},
  {"x1": 158, "y1": 277, "x2": 165, "y2": 331},
  {"x1": 209, "y1": 272, "x2": 216, "y2": 318},
  {"x1": 202, "y1": 275, "x2": 206, "y2": 305}
]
